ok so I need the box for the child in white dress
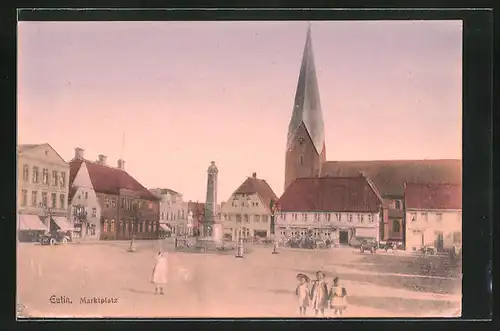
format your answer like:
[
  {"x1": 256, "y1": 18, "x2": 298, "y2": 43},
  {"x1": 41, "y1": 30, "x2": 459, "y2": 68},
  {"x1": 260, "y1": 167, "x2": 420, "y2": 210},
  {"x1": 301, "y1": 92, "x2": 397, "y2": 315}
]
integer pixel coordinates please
[
  {"x1": 151, "y1": 251, "x2": 168, "y2": 295},
  {"x1": 295, "y1": 274, "x2": 310, "y2": 316}
]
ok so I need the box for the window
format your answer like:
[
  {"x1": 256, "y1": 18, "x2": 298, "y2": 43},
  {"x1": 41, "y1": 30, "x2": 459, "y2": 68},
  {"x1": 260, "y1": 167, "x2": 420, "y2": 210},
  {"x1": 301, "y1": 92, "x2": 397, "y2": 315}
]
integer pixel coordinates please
[
  {"x1": 411, "y1": 212, "x2": 417, "y2": 222},
  {"x1": 302, "y1": 214, "x2": 308, "y2": 221},
  {"x1": 22, "y1": 165, "x2": 29, "y2": 181},
  {"x1": 236, "y1": 214, "x2": 242, "y2": 223},
  {"x1": 110, "y1": 219, "x2": 116, "y2": 232},
  {"x1": 105, "y1": 197, "x2": 109, "y2": 208},
  {"x1": 142, "y1": 221, "x2": 146, "y2": 232},
  {"x1": 92, "y1": 208, "x2": 97, "y2": 217},
  {"x1": 453, "y1": 232, "x2": 461, "y2": 244},
  {"x1": 21, "y1": 189, "x2": 28, "y2": 206},
  {"x1": 60, "y1": 172, "x2": 66, "y2": 188},
  {"x1": 335, "y1": 213, "x2": 341, "y2": 222},
  {"x1": 52, "y1": 171, "x2": 58, "y2": 186},
  {"x1": 421, "y1": 212, "x2": 428, "y2": 222},
  {"x1": 254, "y1": 215, "x2": 260, "y2": 222},
  {"x1": 360, "y1": 214, "x2": 365, "y2": 224},
  {"x1": 395, "y1": 200, "x2": 401, "y2": 210},
  {"x1": 85, "y1": 192, "x2": 88, "y2": 199},
  {"x1": 348, "y1": 214, "x2": 353, "y2": 223},
  {"x1": 292, "y1": 213, "x2": 298, "y2": 221},
  {"x1": 262, "y1": 215, "x2": 269, "y2": 223},
  {"x1": 121, "y1": 198, "x2": 125, "y2": 208},
  {"x1": 42, "y1": 192, "x2": 48, "y2": 207},
  {"x1": 42, "y1": 169, "x2": 49, "y2": 185},
  {"x1": 244, "y1": 214, "x2": 249, "y2": 223},
  {"x1": 148, "y1": 222, "x2": 152, "y2": 232},
  {"x1": 31, "y1": 191, "x2": 37, "y2": 206},
  {"x1": 281, "y1": 213, "x2": 286, "y2": 221},
  {"x1": 103, "y1": 219, "x2": 108, "y2": 232},
  {"x1": 223, "y1": 214, "x2": 227, "y2": 221},
  {"x1": 436, "y1": 213, "x2": 443, "y2": 222},
  {"x1": 161, "y1": 212, "x2": 165, "y2": 220},
  {"x1": 300, "y1": 155, "x2": 304, "y2": 165},
  {"x1": 60, "y1": 194, "x2": 65, "y2": 209},
  {"x1": 392, "y1": 220, "x2": 400, "y2": 233},
  {"x1": 368, "y1": 214, "x2": 373, "y2": 223},
  {"x1": 32, "y1": 166, "x2": 39, "y2": 183},
  {"x1": 111, "y1": 199, "x2": 116, "y2": 208},
  {"x1": 314, "y1": 214, "x2": 321, "y2": 222},
  {"x1": 178, "y1": 210, "x2": 181, "y2": 220},
  {"x1": 356, "y1": 214, "x2": 361, "y2": 223}
]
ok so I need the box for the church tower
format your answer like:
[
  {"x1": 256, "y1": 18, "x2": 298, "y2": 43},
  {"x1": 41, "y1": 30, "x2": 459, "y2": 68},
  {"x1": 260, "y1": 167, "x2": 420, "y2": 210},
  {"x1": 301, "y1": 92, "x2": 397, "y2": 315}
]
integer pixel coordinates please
[{"x1": 284, "y1": 25, "x2": 327, "y2": 191}]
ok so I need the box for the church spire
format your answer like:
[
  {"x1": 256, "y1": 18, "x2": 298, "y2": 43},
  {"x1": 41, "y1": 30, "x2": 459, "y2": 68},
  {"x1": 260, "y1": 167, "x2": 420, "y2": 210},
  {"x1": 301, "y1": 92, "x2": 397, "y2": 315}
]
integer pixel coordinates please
[{"x1": 286, "y1": 23, "x2": 325, "y2": 155}]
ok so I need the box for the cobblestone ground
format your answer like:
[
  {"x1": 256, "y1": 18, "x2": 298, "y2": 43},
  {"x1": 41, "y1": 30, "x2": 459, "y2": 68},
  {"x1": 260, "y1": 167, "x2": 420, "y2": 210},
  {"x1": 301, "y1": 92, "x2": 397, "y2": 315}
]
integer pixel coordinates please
[{"x1": 16, "y1": 240, "x2": 461, "y2": 318}]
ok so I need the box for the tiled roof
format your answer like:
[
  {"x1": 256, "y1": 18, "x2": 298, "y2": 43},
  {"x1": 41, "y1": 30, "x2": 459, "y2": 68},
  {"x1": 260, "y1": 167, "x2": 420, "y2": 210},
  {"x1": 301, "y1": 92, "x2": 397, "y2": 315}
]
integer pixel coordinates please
[
  {"x1": 69, "y1": 158, "x2": 159, "y2": 201},
  {"x1": 322, "y1": 159, "x2": 461, "y2": 197},
  {"x1": 233, "y1": 176, "x2": 279, "y2": 211},
  {"x1": 68, "y1": 187, "x2": 78, "y2": 203},
  {"x1": 278, "y1": 174, "x2": 383, "y2": 213},
  {"x1": 405, "y1": 183, "x2": 462, "y2": 210}
]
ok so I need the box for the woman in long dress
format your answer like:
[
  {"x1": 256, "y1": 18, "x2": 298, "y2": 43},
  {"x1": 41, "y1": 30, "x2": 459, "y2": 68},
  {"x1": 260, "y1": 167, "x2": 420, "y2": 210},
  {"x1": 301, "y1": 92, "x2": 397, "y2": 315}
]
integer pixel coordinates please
[
  {"x1": 309, "y1": 271, "x2": 329, "y2": 316},
  {"x1": 151, "y1": 251, "x2": 168, "y2": 295}
]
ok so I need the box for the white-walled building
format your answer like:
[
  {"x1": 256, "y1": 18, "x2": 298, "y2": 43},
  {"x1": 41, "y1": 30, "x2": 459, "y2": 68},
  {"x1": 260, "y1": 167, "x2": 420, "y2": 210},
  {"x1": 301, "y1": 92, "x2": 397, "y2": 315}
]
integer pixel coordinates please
[
  {"x1": 68, "y1": 154, "x2": 102, "y2": 240},
  {"x1": 404, "y1": 183, "x2": 462, "y2": 252},
  {"x1": 149, "y1": 188, "x2": 189, "y2": 235},
  {"x1": 220, "y1": 173, "x2": 278, "y2": 241},
  {"x1": 277, "y1": 174, "x2": 384, "y2": 244},
  {"x1": 17, "y1": 143, "x2": 71, "y2": 241}
]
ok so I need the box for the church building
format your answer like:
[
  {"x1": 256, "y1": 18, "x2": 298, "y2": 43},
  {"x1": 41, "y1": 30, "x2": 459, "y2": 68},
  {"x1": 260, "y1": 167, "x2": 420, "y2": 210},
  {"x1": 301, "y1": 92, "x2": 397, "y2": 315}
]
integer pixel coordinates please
[{"x1": 282, "y1": 25, "x2": 461, "y2": 247}]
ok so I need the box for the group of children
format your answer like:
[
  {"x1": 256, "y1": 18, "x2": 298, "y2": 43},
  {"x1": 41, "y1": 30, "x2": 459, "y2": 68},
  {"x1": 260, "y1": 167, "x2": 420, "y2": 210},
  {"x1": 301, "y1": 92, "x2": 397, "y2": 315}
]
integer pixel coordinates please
[{"x1": 295, "y1": 271, "x2": 348, "y2": 317}]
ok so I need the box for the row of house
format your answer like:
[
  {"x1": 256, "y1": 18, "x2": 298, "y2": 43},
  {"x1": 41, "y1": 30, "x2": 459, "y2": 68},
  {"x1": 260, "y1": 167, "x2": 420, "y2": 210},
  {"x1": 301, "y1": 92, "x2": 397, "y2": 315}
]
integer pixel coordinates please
[{"x1": 217, "y1": 172, "x2": 462, "y2": 252}]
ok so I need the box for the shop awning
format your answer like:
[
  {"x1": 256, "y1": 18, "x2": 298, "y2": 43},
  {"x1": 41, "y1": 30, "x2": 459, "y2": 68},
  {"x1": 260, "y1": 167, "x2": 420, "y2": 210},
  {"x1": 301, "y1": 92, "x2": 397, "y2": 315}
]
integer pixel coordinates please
[
  {"x1": 53, "y1": 217, "x2": 74, "y2": 231},
  {"x1": 159, "y1": 223, "x2": 172, "y2": 231},
  {"x1": 19, "y1": 214, "x2": 47, "y2": 231}
]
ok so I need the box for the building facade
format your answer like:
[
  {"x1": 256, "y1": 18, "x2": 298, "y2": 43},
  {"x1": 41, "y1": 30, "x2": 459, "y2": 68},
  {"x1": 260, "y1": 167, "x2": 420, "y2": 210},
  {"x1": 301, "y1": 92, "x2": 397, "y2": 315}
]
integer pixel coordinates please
[
  {"x1": 69, "y1": 148, "x2": 160, "y2": 241},
  {"x1": 220, "y1": 173, "x2": 278, "y2": 241},
  {"x1": 149, "y1": 188, "x2": 189, "y2": 236},
  {"x1": 404, "y1": 183, "x2": 462, "y2": 252},
  {"x1": 283, "y1": 26, "x2": 462, "y2": 249},
  {"x1": 17, "y1": 144, "x2": 72, "y2": 241},
  {"x1": 277, "y1": 174, "x2": 384, "y2": 245}
]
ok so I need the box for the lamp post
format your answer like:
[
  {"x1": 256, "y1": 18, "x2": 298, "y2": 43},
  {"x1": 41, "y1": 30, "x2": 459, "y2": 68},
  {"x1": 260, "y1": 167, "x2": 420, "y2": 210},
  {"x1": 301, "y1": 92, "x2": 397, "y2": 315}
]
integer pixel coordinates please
[
  {"x1": 128, "y1": 202, "x2": 139, "y2": 252},
  {"x1": 270, "y1": 199, "x2": 279, "y2": 254}
]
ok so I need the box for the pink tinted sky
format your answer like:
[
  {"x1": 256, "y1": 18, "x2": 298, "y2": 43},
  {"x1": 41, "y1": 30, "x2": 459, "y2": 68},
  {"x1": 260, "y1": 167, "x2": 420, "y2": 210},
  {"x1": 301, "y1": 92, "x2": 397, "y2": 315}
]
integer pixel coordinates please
[{"x1": 17, "y1": 20, "x2": 462, "y2": 202}]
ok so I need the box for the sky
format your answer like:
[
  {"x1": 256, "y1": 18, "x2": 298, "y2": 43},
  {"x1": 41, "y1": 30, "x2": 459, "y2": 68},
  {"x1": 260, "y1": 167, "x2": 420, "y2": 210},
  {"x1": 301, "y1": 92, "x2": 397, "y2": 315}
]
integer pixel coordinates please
[{"x1": 17, "y1": 20, "x2": 462, "y2": 202}]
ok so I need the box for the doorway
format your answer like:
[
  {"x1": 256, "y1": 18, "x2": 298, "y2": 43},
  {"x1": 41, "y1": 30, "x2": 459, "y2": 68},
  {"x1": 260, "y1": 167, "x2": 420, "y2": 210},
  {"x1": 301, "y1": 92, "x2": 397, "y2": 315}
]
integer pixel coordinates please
[{"x1": 339, "y1": 230, "x2": 349, "y2": 244}]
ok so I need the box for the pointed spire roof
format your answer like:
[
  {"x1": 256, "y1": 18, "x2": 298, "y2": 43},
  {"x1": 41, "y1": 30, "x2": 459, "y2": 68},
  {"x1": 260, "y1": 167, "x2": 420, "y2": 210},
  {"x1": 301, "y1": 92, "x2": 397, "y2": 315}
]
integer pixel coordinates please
[{"x1": 287, "y1": 24, "x2": 325, "y2": 155}]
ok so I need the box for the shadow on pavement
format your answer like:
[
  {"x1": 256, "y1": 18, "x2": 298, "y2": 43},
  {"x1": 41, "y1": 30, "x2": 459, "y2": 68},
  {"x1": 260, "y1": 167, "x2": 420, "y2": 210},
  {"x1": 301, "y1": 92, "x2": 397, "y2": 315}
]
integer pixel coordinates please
[
  {"x1": 290, "y1": 269, "x2": 460, "y2": 295},
  {"x1": 121, "y1": 287, "x2": 154, "y2": 296},
  {"x1": 350, "y1": 254, "x2": 462, "y2": 278},
  {"x1": 247, "y1": 286, "x2": 294, "y2": 296},
  {"x1": 346, "y1": 295, "x2": 461, "y2": 316}
]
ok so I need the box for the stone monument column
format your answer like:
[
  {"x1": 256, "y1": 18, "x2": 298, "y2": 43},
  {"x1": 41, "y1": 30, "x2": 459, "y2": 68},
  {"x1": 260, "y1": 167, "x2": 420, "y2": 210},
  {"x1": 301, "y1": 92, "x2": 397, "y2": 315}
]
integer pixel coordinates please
[{"x1": 204, "y1": 161, "x2": 219, "y2": 241}]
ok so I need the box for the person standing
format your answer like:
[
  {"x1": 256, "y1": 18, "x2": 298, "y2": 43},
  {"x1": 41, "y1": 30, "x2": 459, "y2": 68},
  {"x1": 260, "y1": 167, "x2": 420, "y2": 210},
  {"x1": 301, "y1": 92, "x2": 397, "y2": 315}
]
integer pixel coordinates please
[
  {"x1": 151, "y1": 251, "x2": 169, "y2": 295},
  {"x1": 295, "y1": 274, "x2": 310, "y2": 316},
  {"x1": 329, "y1": 277, "x2": 348, "y2": 316},
  {"x1": 310, "y1": 271, "x2": 329, "y2": 316}
]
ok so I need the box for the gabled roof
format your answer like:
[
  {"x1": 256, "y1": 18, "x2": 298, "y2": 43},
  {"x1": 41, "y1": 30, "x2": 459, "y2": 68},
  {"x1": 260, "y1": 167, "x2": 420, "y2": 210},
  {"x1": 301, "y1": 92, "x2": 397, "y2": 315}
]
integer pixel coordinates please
[
  {"x1": 404, "y1": 183, "x2": 462, "y2": 210},
  {"x1": 278, "y1": 174, "x2": 383, "y2": 213},
  {"x1": 232, "y1": 176, "x2": 279, "y2": 211},
  {"x1": 17, "y1": 144, "x2": 43, "y2": 153},
  {"x1": 287, "y1": 25, "x2": 325, "y2": 155},
  {"x1": 69, "y1": 158, "x2": 159, "y2": 201},
  {"x1": 68, "y1": 187, "x2": 78, "y2": 203},
  {"x1": 322, "y1": 159, "x2": 461, "y2": 197}
]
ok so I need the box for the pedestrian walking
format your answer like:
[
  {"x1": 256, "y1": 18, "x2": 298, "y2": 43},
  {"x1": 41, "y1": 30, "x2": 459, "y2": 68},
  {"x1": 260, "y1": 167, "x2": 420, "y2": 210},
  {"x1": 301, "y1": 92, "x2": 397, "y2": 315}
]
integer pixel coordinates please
[
  {"x1": 295, "y1": 273, "x2": 310, "y2": 316},
  {"x1": 329, "y1": 277, "x2": 348, "y2": 316},
  {"x1": 151, "y1": 251, "x2": 168, "y2": 295},
  {"x1": 310, "y1": 271, "x2": 329, "y2": 316}
]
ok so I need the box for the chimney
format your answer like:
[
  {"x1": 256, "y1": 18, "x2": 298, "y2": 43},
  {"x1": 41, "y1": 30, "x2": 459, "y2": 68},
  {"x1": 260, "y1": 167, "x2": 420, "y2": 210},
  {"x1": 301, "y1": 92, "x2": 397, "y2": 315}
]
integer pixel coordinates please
[
  {"x1": 252, "y1": 172, "x2": 257, "y2": 178},
  {"x1": 117, "y1": 159, "x2": 125, "y2": 170},
  {"x1": 97, "y1": 154, "x2": 107, "y2": 165},
  {"x1": 75, "y1": 147, "x2": 84, "y2": 159}
]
